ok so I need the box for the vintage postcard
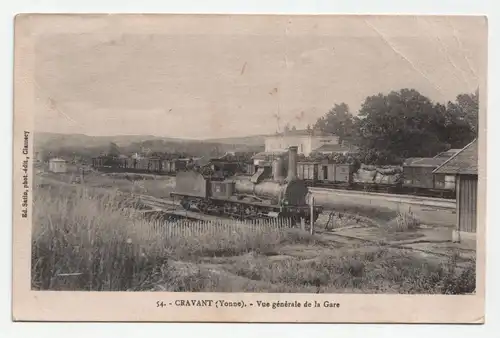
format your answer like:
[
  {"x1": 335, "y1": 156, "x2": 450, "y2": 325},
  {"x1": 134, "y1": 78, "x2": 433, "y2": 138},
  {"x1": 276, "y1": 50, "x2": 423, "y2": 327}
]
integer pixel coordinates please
[{"x1": 13, "y1": 14, "x2": 487, "y2": 323}]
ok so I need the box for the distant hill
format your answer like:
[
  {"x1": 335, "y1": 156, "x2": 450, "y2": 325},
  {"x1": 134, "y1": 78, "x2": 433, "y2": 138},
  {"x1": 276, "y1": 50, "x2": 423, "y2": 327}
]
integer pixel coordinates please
[
  {"x1": 34, "y1": 132, "x2": 187, "y2": 148},
  {"x1": 33, "y1": 132, "x2": 264, "y2": 161},
  {"x1": 206, "y1": 135, "x2": 267, "y2": 146}
]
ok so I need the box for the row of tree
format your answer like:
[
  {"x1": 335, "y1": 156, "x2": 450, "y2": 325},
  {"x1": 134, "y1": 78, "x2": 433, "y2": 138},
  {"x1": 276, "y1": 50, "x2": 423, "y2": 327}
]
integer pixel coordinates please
[{"x1": 310, "y1": 88, "x2": 478, "y2": 164}]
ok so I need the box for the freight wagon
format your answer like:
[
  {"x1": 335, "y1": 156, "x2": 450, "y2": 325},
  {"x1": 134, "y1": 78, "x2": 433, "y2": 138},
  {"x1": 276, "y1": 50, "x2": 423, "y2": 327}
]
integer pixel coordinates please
[{"x1": 402, "y1": 158, "x2": 456, "y2": 198}]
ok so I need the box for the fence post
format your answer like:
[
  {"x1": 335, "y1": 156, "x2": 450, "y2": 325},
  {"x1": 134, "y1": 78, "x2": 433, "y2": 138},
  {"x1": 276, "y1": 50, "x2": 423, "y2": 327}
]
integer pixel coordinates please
[{"x1": 310, "y1": 196, "x2": 315, "y2": 235}]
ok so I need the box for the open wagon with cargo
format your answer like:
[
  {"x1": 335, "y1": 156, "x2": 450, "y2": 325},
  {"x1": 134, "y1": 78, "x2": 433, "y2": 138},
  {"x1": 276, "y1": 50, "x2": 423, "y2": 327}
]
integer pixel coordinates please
[{"x1": 351, "y1": 164, "x2": 403, "y2": 193}]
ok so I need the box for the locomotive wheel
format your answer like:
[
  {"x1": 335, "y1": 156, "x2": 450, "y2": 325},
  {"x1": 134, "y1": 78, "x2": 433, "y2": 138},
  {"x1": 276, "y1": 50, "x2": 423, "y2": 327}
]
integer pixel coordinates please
[{"x1": 290, "y1": 215, "x2": 300, "y2": 226}]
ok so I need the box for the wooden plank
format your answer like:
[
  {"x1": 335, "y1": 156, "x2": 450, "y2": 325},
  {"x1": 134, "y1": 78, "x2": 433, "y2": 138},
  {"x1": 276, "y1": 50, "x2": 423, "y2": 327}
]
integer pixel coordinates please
[
  {"x1": 456, "y1": 175, "x2": 461, "y2": 233},
  {"x1": 472, "y1": 177, "x2": 477, "y2": 232}
]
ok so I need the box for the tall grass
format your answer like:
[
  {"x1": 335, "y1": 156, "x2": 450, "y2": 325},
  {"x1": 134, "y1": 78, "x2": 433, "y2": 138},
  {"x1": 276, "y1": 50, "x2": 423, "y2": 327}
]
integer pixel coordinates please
[
  {"x1": 32, "y1": 184, "x2": 288, "y2": 291},
  {"x1": 32, "y1": 181, "x2": 476, "y2": 294},
  {"x1": 229, "y1": 247, "x2": 476, "y2": 294}
]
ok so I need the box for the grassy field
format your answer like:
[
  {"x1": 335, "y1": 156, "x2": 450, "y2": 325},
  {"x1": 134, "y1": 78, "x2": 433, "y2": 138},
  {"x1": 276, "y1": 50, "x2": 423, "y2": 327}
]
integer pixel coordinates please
[{"x1": 32, "y1": 172, "x2": 476, "y2": 293}]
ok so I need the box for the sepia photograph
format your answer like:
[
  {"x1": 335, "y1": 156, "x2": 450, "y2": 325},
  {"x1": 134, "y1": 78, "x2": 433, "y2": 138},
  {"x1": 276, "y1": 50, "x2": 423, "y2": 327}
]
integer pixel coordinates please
[{"x1": 12, "y1": 14, "x2": 487, "y2": 322}]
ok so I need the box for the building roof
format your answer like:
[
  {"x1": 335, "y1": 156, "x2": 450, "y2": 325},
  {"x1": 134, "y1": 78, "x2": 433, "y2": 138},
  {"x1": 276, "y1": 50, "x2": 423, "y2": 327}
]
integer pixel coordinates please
[
  {"x1": 315, "y1": 144, "x2": 359, "y2": 153},
  {"x1": 251, "y1": 150, "x2": 288, "y2": 160},
  {"x1": 433, "y1": 139, "x2": 478, "y2": 175},
  {"x1": 297, "y1": 161, "x2": 322, "y2": 164},
  {"x1": 403, "y1": 157, "x2": 448, "y2": 168},
  {"x1": 268, "y1": 129, "x2": 337, "y2": 138},
  {"x1": 433, "y1": 149, "x2": 462, "y2": 159}
]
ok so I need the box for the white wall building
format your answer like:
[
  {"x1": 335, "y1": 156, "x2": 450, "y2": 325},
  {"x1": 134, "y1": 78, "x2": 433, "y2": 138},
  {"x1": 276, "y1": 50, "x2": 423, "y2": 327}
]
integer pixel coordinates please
[
  {"x1": 264, "y1": 130, "x2": 340, "y2": 156},
  {"x1": 48, "y1": 158, "x2": 67, "y2": 173}
]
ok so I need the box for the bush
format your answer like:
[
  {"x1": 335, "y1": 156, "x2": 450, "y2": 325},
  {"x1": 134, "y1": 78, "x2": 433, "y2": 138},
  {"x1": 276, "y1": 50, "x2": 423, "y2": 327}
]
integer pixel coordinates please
[
  {"x1": 229, "y1": 247, "x2": 476, "y2": 294},
  {"x1": 302, "y1": 148, "x2": 403, "y2": 170},
  {"x1": 357, "y1": 149, "x2": 404, "y2": 166},
  {"x1": 387, "y1": 211, "x2": 421, "y2": 232}
]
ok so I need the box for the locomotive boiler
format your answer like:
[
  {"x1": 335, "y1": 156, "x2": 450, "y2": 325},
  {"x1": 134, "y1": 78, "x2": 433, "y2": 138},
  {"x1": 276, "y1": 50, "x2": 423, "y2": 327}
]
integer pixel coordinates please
[{"x1": 171, "y1": 146, "x2": 322, "y2": 222}]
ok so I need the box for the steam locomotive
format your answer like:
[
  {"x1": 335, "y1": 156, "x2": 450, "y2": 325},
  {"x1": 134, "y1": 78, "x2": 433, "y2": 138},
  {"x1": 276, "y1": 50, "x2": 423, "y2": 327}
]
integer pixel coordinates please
[{"x1": 171, "y1": 146, "x2": 323, "y2": 223}]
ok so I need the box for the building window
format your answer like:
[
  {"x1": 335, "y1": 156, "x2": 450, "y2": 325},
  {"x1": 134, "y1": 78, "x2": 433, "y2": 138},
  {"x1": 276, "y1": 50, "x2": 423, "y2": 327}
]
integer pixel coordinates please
[{"x1": 300, "y1": 144, "x2": 303, "y2": 153}]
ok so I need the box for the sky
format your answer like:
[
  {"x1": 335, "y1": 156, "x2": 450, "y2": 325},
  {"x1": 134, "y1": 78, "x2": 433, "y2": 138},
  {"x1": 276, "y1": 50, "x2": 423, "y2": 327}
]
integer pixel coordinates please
[{"x1": 32, "y1": 15, "x2": 487, "y2": 139}]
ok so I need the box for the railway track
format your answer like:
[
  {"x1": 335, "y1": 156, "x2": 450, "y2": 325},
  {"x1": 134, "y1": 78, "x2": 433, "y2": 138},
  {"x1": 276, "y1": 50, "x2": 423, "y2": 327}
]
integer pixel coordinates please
[
  {"x1": 133, "y1": 194, "x2": 267, "y2": 224},
  {"x1": 135, "y1": 194, "x2": 179, "y2": 210},
  {"x1": 304, "y1": 181, "x2": 456, "y2": 200},
  {"x1": 131, "y1": 194, "x2": 468, "y2": 264},
  {"x1": 310, "y1": 187, "x2": 456, "y2": 210}
]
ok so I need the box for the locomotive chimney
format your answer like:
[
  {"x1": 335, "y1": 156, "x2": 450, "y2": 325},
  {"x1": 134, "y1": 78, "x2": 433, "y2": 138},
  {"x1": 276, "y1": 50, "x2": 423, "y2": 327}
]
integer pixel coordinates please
[
  {"x1": 272, "y1": 156, "x2": 285, "y2": 181},
  {"x1": 287, "y1": 146, "x2": 298, "y2": 181}
]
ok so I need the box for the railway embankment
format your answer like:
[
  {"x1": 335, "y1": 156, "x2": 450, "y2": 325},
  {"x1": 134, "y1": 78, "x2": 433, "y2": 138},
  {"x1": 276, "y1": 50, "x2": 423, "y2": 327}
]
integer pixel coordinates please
[{"x1": 310, "y1": 188, "x2": 456, "y2": 227}]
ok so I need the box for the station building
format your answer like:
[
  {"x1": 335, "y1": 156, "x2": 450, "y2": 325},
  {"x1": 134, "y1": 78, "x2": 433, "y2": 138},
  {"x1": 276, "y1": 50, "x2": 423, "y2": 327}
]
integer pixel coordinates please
[
  {"x1": 433, "y1": 139, "x2": 478, "y2": 248},
  {"x1": 264, "y1": 129, "x2": 340, "y2": 156}
]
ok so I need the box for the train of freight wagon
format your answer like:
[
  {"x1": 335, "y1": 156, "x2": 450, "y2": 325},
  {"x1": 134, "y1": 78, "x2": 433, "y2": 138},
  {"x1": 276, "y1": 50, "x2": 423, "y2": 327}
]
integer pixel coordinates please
[
  {"x1": 91, "y1": 155, "x2": 244, "y2": 177},
  {"x1": 91, "y1": 148, "x2": 458, "y2": 199}
]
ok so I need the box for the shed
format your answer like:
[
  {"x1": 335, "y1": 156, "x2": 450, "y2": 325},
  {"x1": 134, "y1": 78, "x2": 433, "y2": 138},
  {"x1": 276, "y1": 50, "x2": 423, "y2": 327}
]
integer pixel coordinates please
[
  {"x1": 49, "y1": 158, "x2": 67, "y2": 173},
  {"x1": 433, "y1": 139, "x2": 478, "y2": 247}
]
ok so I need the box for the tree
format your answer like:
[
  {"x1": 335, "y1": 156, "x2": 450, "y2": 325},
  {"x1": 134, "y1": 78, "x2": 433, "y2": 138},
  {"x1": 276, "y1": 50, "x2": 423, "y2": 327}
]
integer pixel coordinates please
[
  {"x1": 356, "y1": 89, "x2": 448, "y2": 159},
  {"x1": 448, "y1": 90, "x2": 478, "y2": 132},
  {"x1": 444, "y1": 91, "x2": 478, "y2": 147},
  {"x1": 314, "y1": 103, "x2": 355, "y2": 143}
]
